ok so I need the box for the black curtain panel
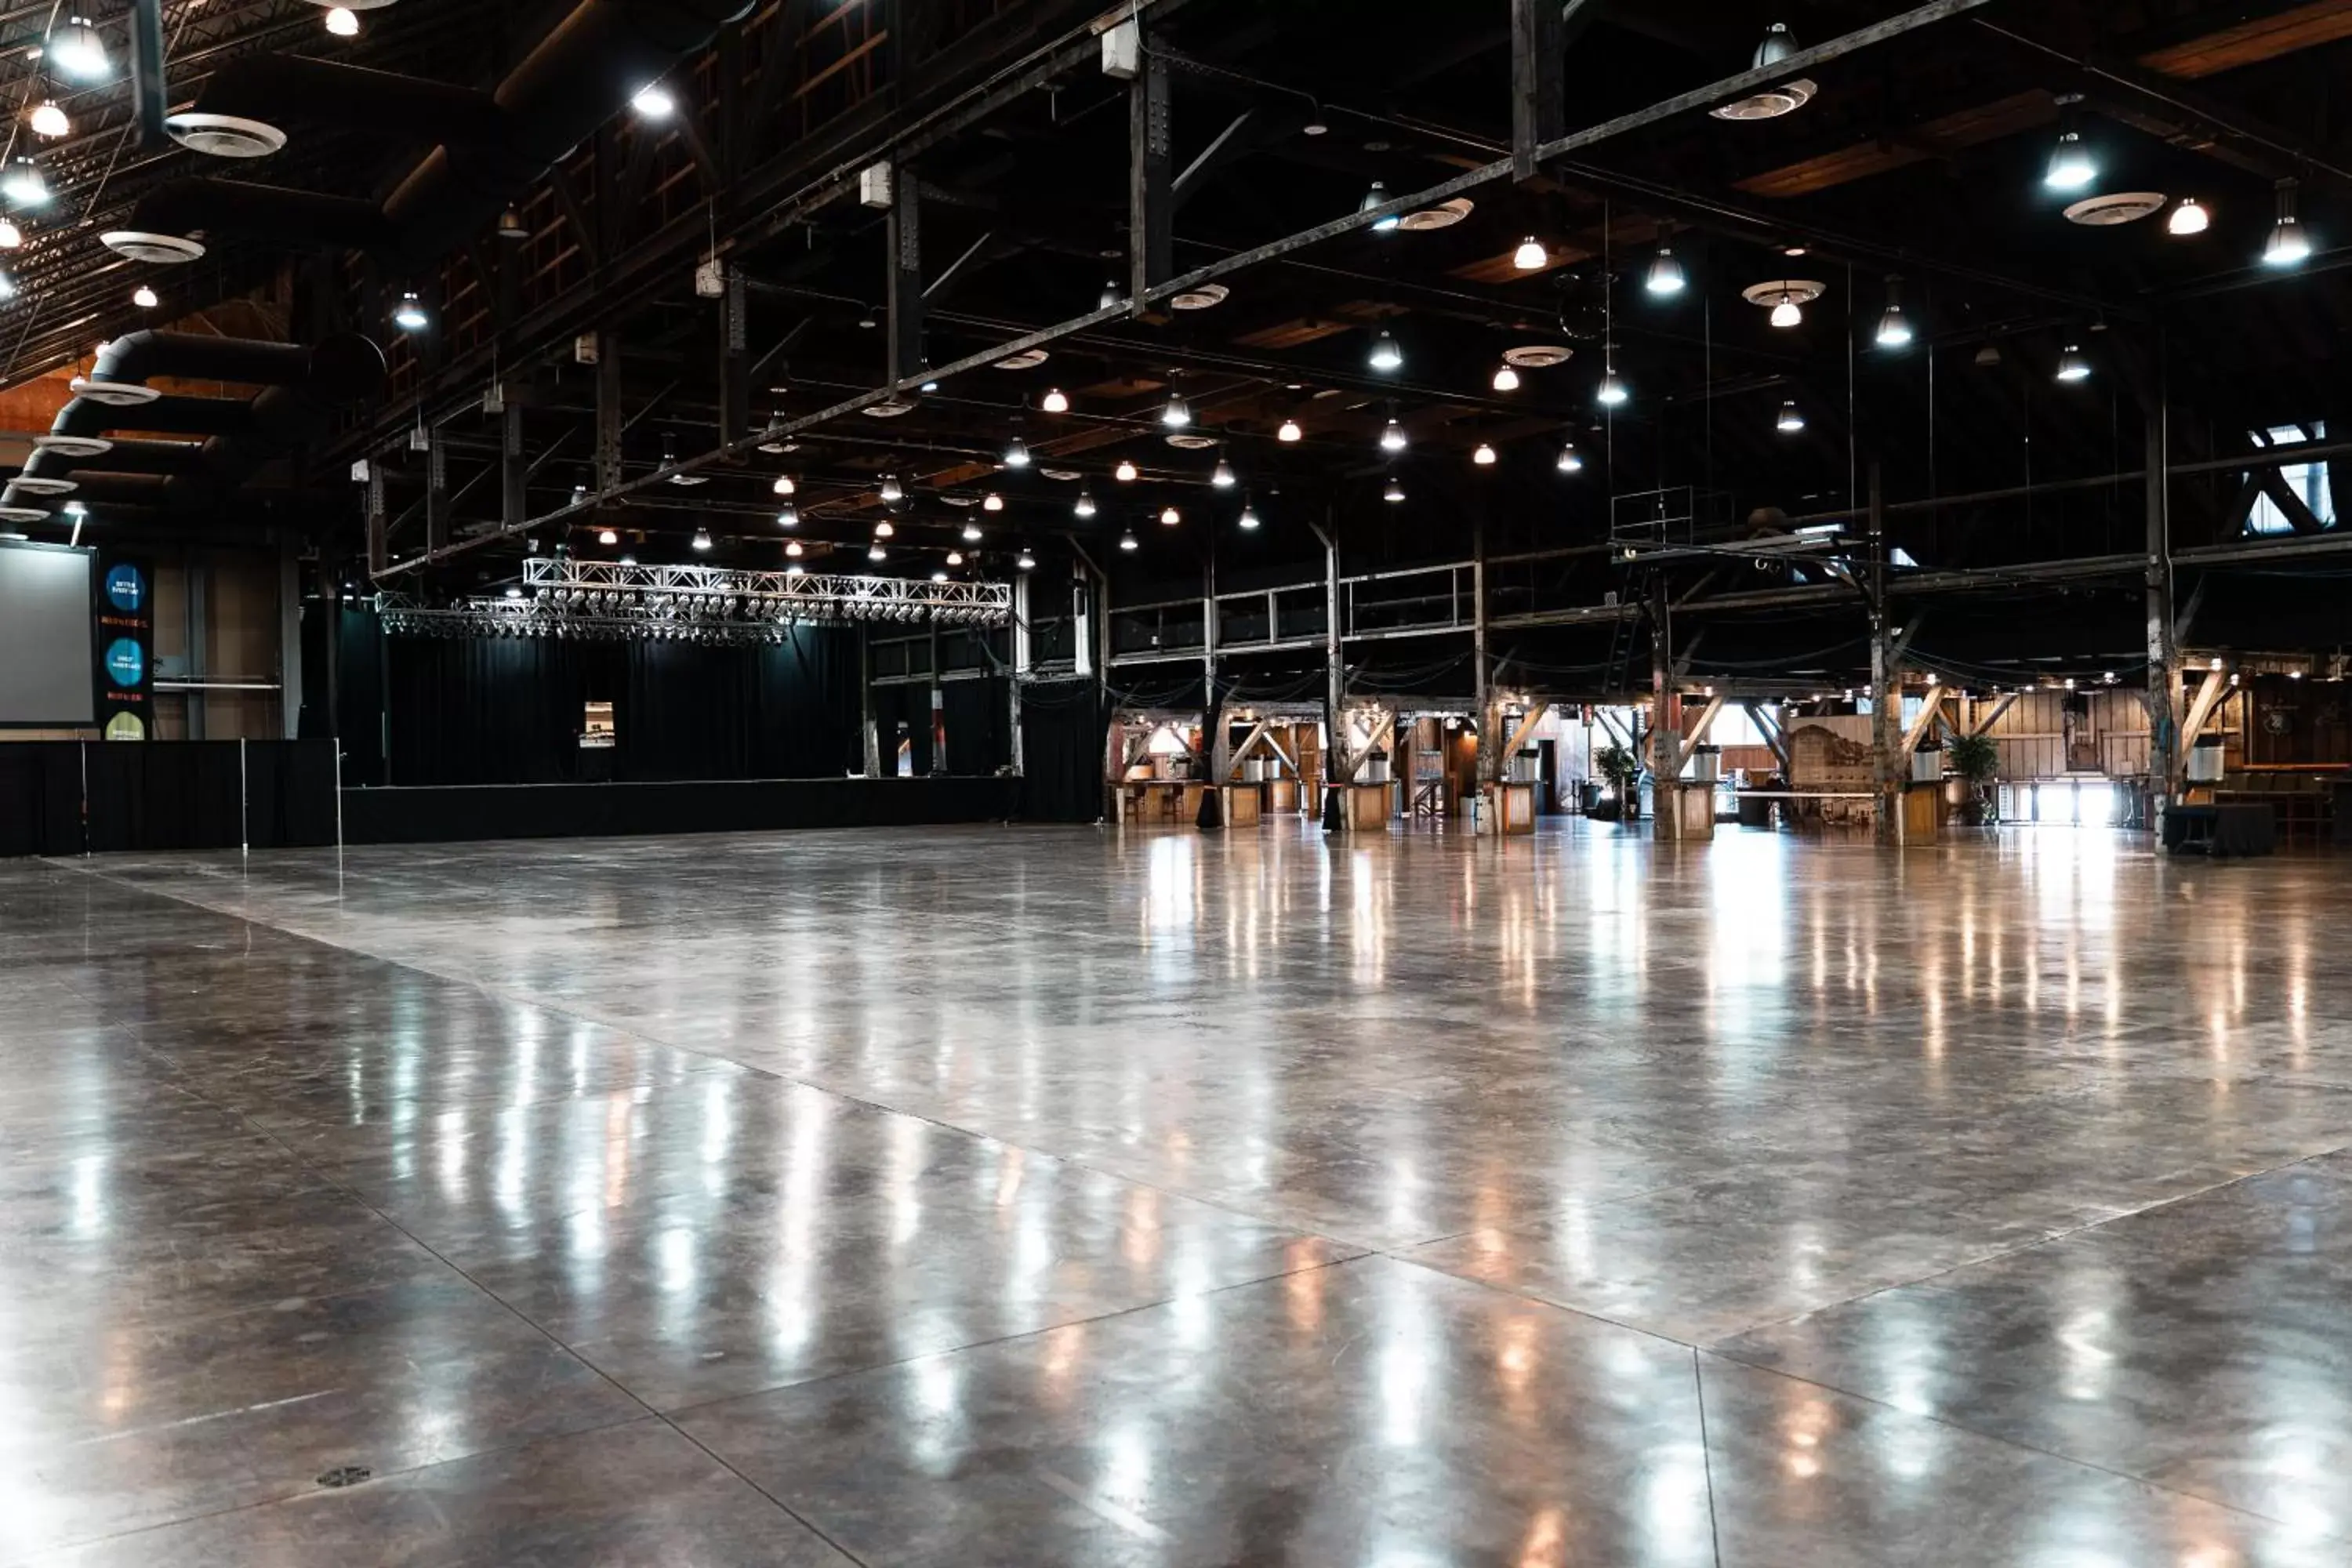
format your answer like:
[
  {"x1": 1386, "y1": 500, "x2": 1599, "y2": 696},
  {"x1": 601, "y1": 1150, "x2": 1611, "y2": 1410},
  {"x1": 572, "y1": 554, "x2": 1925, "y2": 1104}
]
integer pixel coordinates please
[
  {"x1": 386, "y1": 634, "x2": 597, "y2": 786},
  {"x1": 1018, "y1": 678, "x2": 1111, "y2": 822},
  {"x1": 752, "y1": 630, "x2": 863, "y2": 779},
  {"x1": 870, "y1": 683, "x2": 932, "y2": 776},
  {"x1": 944, "y1": 676, "x2": 1011, "y2": 776},
  {"x1": 335, "y1": 604, "x2": 388, "y2": 786}
]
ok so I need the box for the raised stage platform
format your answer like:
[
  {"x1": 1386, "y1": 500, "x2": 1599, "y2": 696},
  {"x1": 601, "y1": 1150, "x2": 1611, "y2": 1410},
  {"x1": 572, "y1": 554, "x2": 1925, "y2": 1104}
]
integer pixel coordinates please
[{"x1": 339, "y1": 775, "x2": 1019, "y2": 845}]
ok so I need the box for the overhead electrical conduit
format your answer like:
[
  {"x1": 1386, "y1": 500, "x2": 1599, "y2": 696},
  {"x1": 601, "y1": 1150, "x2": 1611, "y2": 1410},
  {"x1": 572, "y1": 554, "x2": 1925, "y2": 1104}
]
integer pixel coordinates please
[
  {"x1": 0, "y1": 330, "x2": 387, "y2": 521},
  {"x1": 111, "y1": 0, "x2": 756, "y2": 269}
]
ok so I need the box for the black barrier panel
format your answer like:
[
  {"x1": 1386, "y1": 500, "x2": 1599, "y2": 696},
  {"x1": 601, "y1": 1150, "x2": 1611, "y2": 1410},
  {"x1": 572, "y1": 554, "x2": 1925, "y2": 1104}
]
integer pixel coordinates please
[
  {"x1": 340, "y1": 776, "x2": 1018, "y2": 845},
  {"x1": 2, "y1": 739, "x2": 339, "y2": 857},
  {"x1": 0, "y1": 742, "x2": 85, "y2": 855}
]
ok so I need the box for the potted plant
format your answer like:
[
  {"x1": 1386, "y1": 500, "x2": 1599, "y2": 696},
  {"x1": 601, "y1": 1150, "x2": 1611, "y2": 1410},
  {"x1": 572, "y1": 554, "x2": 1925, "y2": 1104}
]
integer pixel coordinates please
[
  {"x1": 1595, "y1": 742, "x2": 1645, "y2": 822},
  {"x1": 1947, "y1": 732, "x2": 1998, "y2": 826}
]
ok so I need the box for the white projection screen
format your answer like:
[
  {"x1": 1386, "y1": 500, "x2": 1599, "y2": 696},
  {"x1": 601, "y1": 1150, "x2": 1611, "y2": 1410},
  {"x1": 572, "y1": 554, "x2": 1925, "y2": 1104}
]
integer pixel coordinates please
[{"x1": 0, "y1": 541, "x2": 96, "y2": 726}]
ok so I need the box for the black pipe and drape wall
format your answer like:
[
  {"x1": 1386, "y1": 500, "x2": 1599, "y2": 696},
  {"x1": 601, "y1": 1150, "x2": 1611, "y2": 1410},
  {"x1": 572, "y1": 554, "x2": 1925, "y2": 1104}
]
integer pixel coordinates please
[{"x1": 1018, "y1": 678, "x2": 1113, "y2": 823}]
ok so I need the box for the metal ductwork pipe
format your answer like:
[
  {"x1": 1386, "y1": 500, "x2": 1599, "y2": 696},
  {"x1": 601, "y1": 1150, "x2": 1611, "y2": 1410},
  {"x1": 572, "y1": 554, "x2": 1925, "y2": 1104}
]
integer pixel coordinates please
[
  {"x1": 5, "y1": 331, "x2": 385, "y2": 516},
  {"x1": 120, "y1": 0, "x2": 753, "y2": 267},
  {"x1": 181, "y1": 55, "x2": 511, "y2": 147}
]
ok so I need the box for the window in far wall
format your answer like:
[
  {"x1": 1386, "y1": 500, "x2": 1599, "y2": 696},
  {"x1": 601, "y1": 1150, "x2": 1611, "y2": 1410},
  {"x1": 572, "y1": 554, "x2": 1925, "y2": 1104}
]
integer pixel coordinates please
[{"x1": 2247, "y1": 423, "x2": 2333, "y2": 536}]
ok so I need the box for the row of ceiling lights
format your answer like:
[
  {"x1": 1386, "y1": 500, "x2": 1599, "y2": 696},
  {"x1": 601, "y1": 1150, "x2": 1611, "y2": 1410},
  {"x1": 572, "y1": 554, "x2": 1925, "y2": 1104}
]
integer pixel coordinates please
[{"x1": 2041, "y1": 96, "x2": 2310, "y2": 267}]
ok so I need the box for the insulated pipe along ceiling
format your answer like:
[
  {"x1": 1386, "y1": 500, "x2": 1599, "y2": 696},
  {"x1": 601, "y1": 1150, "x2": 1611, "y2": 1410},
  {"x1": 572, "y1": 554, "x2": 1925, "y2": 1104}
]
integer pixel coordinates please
[
  {"x1": 120, "y1": 0, "x2": 755, "y2": 269},
  {"x1": 3, "y1": 331, "x2": 387, "y2": 517}
]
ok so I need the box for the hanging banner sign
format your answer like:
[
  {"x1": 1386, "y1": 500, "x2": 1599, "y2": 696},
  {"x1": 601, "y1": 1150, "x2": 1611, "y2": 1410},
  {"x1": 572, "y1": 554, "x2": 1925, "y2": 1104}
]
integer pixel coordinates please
[{"x1": 96, "y1": 556, "x2": 152, "y2": 740}]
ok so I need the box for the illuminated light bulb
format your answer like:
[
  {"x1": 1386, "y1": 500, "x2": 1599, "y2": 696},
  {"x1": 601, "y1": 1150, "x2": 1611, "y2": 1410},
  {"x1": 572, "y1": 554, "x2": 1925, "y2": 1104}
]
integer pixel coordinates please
[
  {"x1": 324, "y1": 6, "x2": 359, "y2": 36},
  {"x1": 1074, "y1": 488, "x2": 1097, "y2": 518},
  {"x1": 1645, "y1": 245, "x2": 1686, "y2": 296},
  {"x1": 1472, "y1": 443, "x2": 1497, "y2": 466},
  {"x1": 597, "y1": 528, "x2": 618, "y2": 546},
  {"x1": 776, "y1": 503, "x2": 799, "y2": 528},
  {"x1": 874, "y1": 520, "x2": 895, "y2": 539},
  {"x1": 2265, "y1": 180, "x2": 2311, "y2": 267},
  {"x1": 1277, "y1": 417, "x2": 1302, "y2": 442},
  {"x1": 1002, "y1": 434, "x2": 1030, "y2": 468},
  {"x1": 1160, "y1": 393, "x2": 1191, "y2": 427},
  {"x1": 1114, "y1": 459, "x2": 1138, "y2": 482},
  {"x1": 2055, "y1": 343, "x2": 2091, "y2": 383},
  {"x1": 1492, "y1": 364, "x2": 1520, "y2": 392},
  {"x1": 2043, "y1": 129, "x2": 2095, "y2": 192},
  {"x1": 0, "y1": 220, "x2": 20, "y2": 250},
  {"x1": 785, "y1": 563, "x2": 804, "y2": 576},
  {"x1": 962, "y1": 522, "x2": 983, "y2": 543},
  {"x1": 631, "y1": 84, "x2": 676, "y2": 120},
  {"x1": 28, "y1": 101, "x2": 68, "y2": 139},
  {"x1": 132, "y1": 285, "x2": 158, "y2": 309},
  {"x1": 878, "y1": 473, "x2": 903, "y2": 503},
  {"x1": 1769, "y1": 296, "x2": 1802, "y2": 328},
  {"x1": 1876, "y1": 303, "x2": 1912, "y2": 347},
  {"x1": 1556, "y1": 441, "x2": 1584, "y2": 473},
  {"x1": 785, "y1": 539, "x2": 803, "y2": 557},
  {"x1": 982, "y1": 492, "x2": 1004, "y2": 512},
  {"x1": 869, "y1": 543, "x2": 887, "y2": 561},
  {"x1": 1040, "y1": 387, "x2": 1069, "y2": 413},
  {"x1": 1380, "y1": 418, "x2": 1406, "y2": 452},
  {"x1": 946, "y1": 550, "x2": 964, "y2": 566},
  {"x1": 392, "y1": 289, "x2": 429, "y2": 330},
  {"x1": 1119, "y1": 531, "x2": 1139, "y2": 551},
  {"x1": 1383, "y1": 477, "x2": 1406, "y2": 503},
  {"x1": 1777, "y1": 400, "x2": 1806, "y2": 433},
  {"x1": 1017, "y1": 550, "x2": 1036, "y2": 570},
  {"x1": 932, "y1": 569, "x2": 949, "y2": 583},
  {"x1": 1361, "y1": 180, "x2": 1399, "y2": 232},
  {"x1": 48, "y1": 17, "x2": 110, "y2": 83},
  {"x1": 1160, "y1": 505, "x2": 1180, "y2": 526},
  {"x1": 1211, "y1": 457, "x2": 1236, "y2": 488},
  {"x1": 1512, "y1": 235, "x2": 1547, "y2": 270},
  {"x1": 1597, "y1": 371, "x2": 1628, "y2": 407},
  {"x1": 691, "y1": 528, "x2": 713, "y2": 551},
  {"x1": 1367, "y1": 329, "x2": 1403, "y2": 372},
  {"x1": 2167, "y1": 198, "x2": 2209, "y2": 237},
  {"x1": 772, "y1": 474, "x2": 795, "y2": 495},
  {"x1": 1238, "y1": 501, "x2": 1261, "y2": 530},
  {"x1": 2, "y1": 158, "x2": 51, "y2": 206}
]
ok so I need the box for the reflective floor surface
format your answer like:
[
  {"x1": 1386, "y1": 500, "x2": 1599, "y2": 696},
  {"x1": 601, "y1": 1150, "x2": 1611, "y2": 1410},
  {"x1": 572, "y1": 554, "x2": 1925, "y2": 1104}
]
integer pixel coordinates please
[{"x1": 5, "y1": 819, "x2": 2351, "y2": 1564}]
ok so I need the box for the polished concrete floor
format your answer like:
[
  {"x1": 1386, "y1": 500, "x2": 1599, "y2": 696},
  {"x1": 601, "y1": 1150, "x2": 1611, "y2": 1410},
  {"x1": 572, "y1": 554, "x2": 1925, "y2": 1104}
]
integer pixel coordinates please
[{"x1": 5, "y1": 819, "x2": 2350, "y2": 1564}]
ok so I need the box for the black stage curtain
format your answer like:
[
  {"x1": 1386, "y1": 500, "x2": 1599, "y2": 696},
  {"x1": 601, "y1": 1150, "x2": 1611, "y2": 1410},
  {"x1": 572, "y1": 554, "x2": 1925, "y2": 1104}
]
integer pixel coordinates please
[
  {"x1": 0, "y1": 742, "x2": 84, "y2": 855},
  {"x1": 334, "y1": 604, "x2": 388, "y2": 786},
  {"x1": 618, "y1": 628, "x2": 861, "y2": 782},
  {"x1": 387, "y1": 634, "x2": 604, "y2": 786},
  {"x1": 945, "y1": 676, "x2": 1010, "y2": 776},
  {"x1": 1018, "y1": 678, "x2": 1111, "y2": 822},
  {"x1": 871, "y1": 682, "x2": 933, "y2": 776},
  {"x1": 379, "y1": 626, "x2": 860, "y2": 787}
]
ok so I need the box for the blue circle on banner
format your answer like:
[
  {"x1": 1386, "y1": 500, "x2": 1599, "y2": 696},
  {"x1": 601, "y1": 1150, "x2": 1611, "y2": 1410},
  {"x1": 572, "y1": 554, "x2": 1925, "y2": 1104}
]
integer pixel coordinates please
[
  {"x1": 104, "y1": 564, "x2": 147, "y2": 612},
  {"x1": 104, "y1": 637, "x2": 144, "y2": 688}
]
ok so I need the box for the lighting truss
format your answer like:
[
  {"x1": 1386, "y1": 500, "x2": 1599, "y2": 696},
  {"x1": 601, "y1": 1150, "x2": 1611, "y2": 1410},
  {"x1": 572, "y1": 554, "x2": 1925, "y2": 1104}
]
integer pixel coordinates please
[{"x1": 377, "y1": 558, "x2": 1011, "y2": 643}]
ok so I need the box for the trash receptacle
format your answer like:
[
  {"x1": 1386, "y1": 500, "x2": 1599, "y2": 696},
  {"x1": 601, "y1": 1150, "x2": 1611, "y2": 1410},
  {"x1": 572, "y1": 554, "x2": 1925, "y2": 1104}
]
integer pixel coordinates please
[{"x1": 1736, "y1": 792, "x2": 1773, "y2": 829}]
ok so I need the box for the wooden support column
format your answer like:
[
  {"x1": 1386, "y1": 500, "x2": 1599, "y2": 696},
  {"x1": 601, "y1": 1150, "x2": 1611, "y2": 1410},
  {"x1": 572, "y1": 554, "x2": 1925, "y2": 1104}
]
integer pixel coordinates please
[
  {"x1": 1649, "y1": 576, "x2": 1678, "y2": 784},
  {"x1": 1315, "y1": 516, "x2": 1346, "y2": 829},
  {"x1": 1867, "y1": 462, "x2": 1904, "y2": 846},
  {"x1": 1200, "y1": 549, "x2": 1225, "y2": 829},
  {"x1": 1509, "y1": 0, "x2": 1568, "y2": 183},
  {"x1": 1475, "y1": 519, "x2": 1501, "y2": 791}
]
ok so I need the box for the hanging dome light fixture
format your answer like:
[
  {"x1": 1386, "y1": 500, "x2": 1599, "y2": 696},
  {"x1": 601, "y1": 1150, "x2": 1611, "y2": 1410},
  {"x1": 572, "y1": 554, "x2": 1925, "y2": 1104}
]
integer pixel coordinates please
[
  {"x1": 1040, "y1": 387, "x2": 1069, "y2": 414},
  {"x1": 1361, "y1": 180, "x2": 1400, "y2": 232},
  {"x1": 0, "y1": 220, "x2": 21, "y2": 250},
  {"x1": 1752, "y1": 20, "x2": 1798, "y2": 67},
  {"x1": 1777, "y1": 400, "x2": 1806, "y2": 433},
  {"x1": 47, "y1": 16, "x2": 110, "y2": 83},
  {"x1": 598, "y1": 528, "x2": 619, "y2": 546},
  {"x1": 1277, "y1": 416, "x2": 1303, "y2": 442},
  {"x1": 982, "y1": 491, "x2": 1004, "y2": 511},
  {"x1": 1380, "y1": 416, "x2": 1407, "y2": 453},
  {"x1": 1238, "y1": 497, "x2": 1261, "y2": 531},
  {"x1": 1114, "y1": 458, "x2": 1138, "y2": 482},
  {"x1": 1119, "y1": 531, "x2": 1139, "y2": 552},
  {"x1": 1160, "y1": 391, "x2": 1192, "y2": 427},
  {"x1": 1160, "y1": 505, "x2": 1181, "y2": 526},
  {"x1": 772, "y1": 474, "x2": 795, "y2": 496},
  {"x1": 786, "y1": 539, "x2": 804, "y2": 558},
  {"x1": 1367, "y1": 328, "x2": 1403, "y2": 372},
  {"x1": 2043, "y1": 97, "x2": 2096, "y2": 192},
  {"x1": 1645, "y1": 245, "x2": 1686, "y2": 296},
  {"x1": 1383, "y1": 477, "x2": 1406, "y2": 503},
  {"x1": 1556, "y1": 440, "x2": 1584, "y2": 473},
  {"x1": 691, "y1": 528, "x2": 713, "y2": 552},
  {"x1": 962, "y1": 521, "x2": 984, "y2": 543},
  {"x1": 1074, "y1": 487, "x2": 1098, "y2": 518},
  {"x1": 2, "y1": 157, "x2": 52, "y2": 207},
  {"x1": 2263, "y1": 178, "x2": 2311, "y2": 267},
  {"x1": 776, "y1": 503, "x2": 799, "y2": 528},
  {"x1": 1472, "y1": 443, "x2": 1497, "y2": 466},
  {"x1": 1875, "y1": 277, "x2": 1914, "y2": 347},
  {"x1": 1211, "y1": 456, "x2": 1236, "y2": 488},
  {"x1": 132, "y1": 285, "x2": 158, "y2": 310},
  {"x1": 1002, "y1": 434, "x2": 1031, "y2": 468},
  {"x1": 873, "y1": 519, "x2": 895, "y2": 539},
  {"x1": 2055, "y1": 343, "x2": 2092, "y2": 383},
  {"x1": 2167, "y1": 197, "x2": 2210, "y2": 237},
  {"x1": 1513, "y1": 235, "x2": 1548, "y2": 270},
  {"x1": 28, "y1": 101, "x2": 68, "y2": 139},
  {"x1": 630, "y1": 83, "x2": 677, "y2": 120},
  {"x1": 324, "y1": 6, "x2": 360, "y2": 36},
  {"x1": 1492, "y1": 364, "x2": 1521, "y2": 392},
  {"x1": 879, "y1": 472, "x2": 904, "y2": 503},
  {"x1": 392, "y1": 289, "x2": 429, "y2": 331},
  {"x1": 868, "y1": 543, "x2": 887, "y2": 561},
  {"x1": 1596, "y1": 354, "x2": 1628, "y2": 407}
]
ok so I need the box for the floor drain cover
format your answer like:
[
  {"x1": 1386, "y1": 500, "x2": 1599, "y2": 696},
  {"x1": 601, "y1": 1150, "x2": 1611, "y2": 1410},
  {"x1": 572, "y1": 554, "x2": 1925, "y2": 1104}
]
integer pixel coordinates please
[{"x1": 316, "y1": 1465, "x2": 371, "y2": 1489}]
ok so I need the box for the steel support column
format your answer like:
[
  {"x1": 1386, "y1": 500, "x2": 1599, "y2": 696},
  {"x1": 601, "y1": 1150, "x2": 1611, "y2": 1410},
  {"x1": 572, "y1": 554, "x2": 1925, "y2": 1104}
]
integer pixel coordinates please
[
  {"x1": 1128, "y1": 44, "x2": 1171, "y2": 310},
  {"x1": 887, "y1": 165, "x2": 924, "y2": 387},
  {"x1": 1010, "y1": 572, "x2": 1030, "y2": 775},
  {"x1": 593, "y1": 332, "x2": 624, "y2": 495},
  {"x1": 1510, "y1": 0, "x2": 1570, "y2": 183},
  {"x1": 1867, "y1": 462, "x2": 1904, "y2": 848},
  {"x1": 2144, "y1": 401, "x2": 2183, "y2": 815},
  {"x1": 499, "y1": 403, "x2": 527, "y2": 531},
  {"x1": 424, "y1": 426, "x2": 449, "y2": 556}
]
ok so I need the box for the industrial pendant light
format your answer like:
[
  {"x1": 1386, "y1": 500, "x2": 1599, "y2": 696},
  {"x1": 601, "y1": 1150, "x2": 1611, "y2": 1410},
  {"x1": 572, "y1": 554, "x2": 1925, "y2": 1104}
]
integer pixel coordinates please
[
  {"x1": 786, "y1": 539, "x2": 804, "y2": 558},
  {"x1": 1492, "y1": 364, "x2": 1521, "y2": 392},
  {"x1": 1361, "y1": 180, "x2": 1399, "y2": 232},
  {"x1": 496, "y1": 205, "x2": 528, "y2": 240},
  {"x1": 2, "y1": 157, "x2": 51, "y2": 206},
  {"x1": 1368, "y1": 329, "x2": 1403, "y2": 372},
  {"x1": 2055, "y1": 343, "x2": 2091, "y2": 383},
  {"x1": 879, "y1": 472, "x2": 904, "y2": 503},
  {"x1": 28, "y1": 101, "x2": 68, "y2": 138},
  {"x1": 691, "y1": 528, "x2": 713, "y2": 552},
  {"x1": 2043, "y1": 98, "x2": 2095, "y2": 192},
  {"x1": 0, "y1": 220, "x2": 20, "y2": 249},
  {"x1": 1777, "y1": 399, "x2": 1806, "y2": 433},
  {"x1": 598, "y1": 528, "x2": 619, "y2": 546},
  {"x1": 2167, "y1": 197, "x2": 2209, "y2": 237},
  {"x1": 1513, "y1": 236, "x2": 1548, "y2": 270},
  {"x1": 2263, "y1": 179, "x2": 2310, "y2": 267},
  {"x1": 1556, "y1": 440, "x2": 1584, "y2": 473},
  {"x1": 1211, "y1": 456, "x2": 1236, "y2": 488},
  {"x1": 873, "y1": 519, "x2": 895, "y2": 539},
  {"x1": 1875, "y1": 277, "x2": 1913, "y2": 347},
  {"x1": 962, "y1": 521, "x2": 983, "y2": 543},
  {"x1": 1752, "y1": 21, "x2": 1797, "y2": 67},
  {"x1": 1161, "y1": 391, "x2": 1192, "y2": 427},
  {"x1": 47, "y1": 16, "x2": 109, "y2": 83},
  {"x1": 1098, "y1": 281, "x2": 1121, "y2": 310},
  {"x1": 868, "y1": 543, "x2": 887, "y2": 562},
  {"x1": 1115, "y1": 458, "x2": 1138, "y2": 481},
  {"x1": 776, "y1": 503, "x2": 799, "y2": 528},
  {"x1": 1380, "y1": 416, "x2": 1407, "y2": 452},
  {"x1": 1002, "y1": 434, "x2": 1031, "y2": 468},
  {"x1": 1016, "y1": 550, "x2": 1036, "y2": 571},
  {"x1": 1472, "y1": 443, "x2": 1497, "y2": 466},
  {"x1": 1119, "y1": 531, "x2": 1139, "y2": 552},
  {"x1": 982, "y1": 491, "x2": 1004, "y2": 512},
  {"x1": 1074, "y1": 487, "x2": 1098, "y2": 518},
  {"x1": 1596, "y1": 356, "x2": 1628, "y2": 407},
  {"x1": 1160, "y1": 505, "x2": 1181, "y2": 526},
  {"x1": 1040, "y1": 387, "x2": 1069, "y2": 414},
  {"x1": 931, "y1": 569, "x2": 950, "y2": 583},
  {"x1": 1768, "y1": 290, "x2": 1803, "y2": 328},
  {"x1": 392, "y1": 289, "x2": 429, "y2": 331},
  {"x1": 946, "y1": 550, "x2": 964, "y2": 566},
  {"x1": 1238, "y1": 497, "x2": 1261, "y2": 531},
  {"x1": 1277, "y1": 416, "x2": 1303, "y2": 442},
  {"x1": 0, "y1": 270, "x2": 18, "y2": 302},
  {"x1": 1383, "y1": 477, "x2": 1406, "y2": 503},
  {"x1": 1645, "y1": 245, "x2": 1687, "y2": 296},
  {"x1": 630, "y1": 83, "x2": 677, "y2": 120},
  {"x1": 324, "y1": 6, "x2": 359, "y2": 36},
  {"x1": 132, "y1": 285, "x2": 158, "y2": 310},
  {"x1": 772, "y1": 474, "x2": 795, "y2": 496}
]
